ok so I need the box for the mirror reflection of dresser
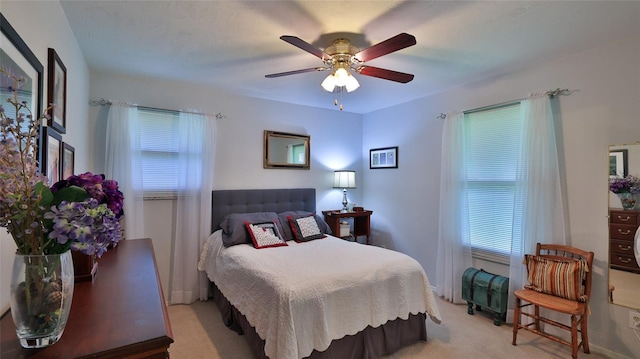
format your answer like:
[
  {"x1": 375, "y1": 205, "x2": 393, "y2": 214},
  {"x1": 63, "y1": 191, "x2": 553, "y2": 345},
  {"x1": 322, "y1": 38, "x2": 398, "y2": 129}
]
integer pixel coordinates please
[{"x1": 608, "y1": 143, "x2": 640, "y2": 309}]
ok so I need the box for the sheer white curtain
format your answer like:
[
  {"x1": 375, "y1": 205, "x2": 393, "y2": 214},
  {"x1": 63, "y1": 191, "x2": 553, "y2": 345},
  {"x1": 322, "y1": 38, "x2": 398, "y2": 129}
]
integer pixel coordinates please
[
  {"x1": 105, "y1": 103, "x2": 145, "y2": 239},
  {"x1": 507, "y1": 93, "x2": 566, "y2": 321},
  {"x1": 436, "y1": 111, "x2": 473, "y2": 303},
  {"x1": 170, "y1": 111, "x2": 216, "y2": 304},
  {"x1": 437, "y1": 94, "x2": 566, "y2": 311}
]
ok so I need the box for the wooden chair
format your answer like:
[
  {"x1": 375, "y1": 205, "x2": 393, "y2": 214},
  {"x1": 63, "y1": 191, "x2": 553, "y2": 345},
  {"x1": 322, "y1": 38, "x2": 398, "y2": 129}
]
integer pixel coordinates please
[{"x1": 512, "y1": 243, "x2": 594, "y2": 359}]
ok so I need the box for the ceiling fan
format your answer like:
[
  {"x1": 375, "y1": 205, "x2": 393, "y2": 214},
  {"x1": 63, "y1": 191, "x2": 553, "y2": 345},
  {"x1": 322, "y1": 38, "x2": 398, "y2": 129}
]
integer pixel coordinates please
[{"x1": 265, "y1": 33, "x2": 416, "y2": 109}]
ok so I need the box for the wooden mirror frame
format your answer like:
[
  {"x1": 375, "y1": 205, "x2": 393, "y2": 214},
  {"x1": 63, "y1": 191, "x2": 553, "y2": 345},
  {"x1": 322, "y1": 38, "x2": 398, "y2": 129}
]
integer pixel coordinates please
[
  {"x1": 263, "y1": 130, "x2": 310, "y2": 169},
  {"x1": 607, "y1": 142, "x2": 640, "y2": 310}
]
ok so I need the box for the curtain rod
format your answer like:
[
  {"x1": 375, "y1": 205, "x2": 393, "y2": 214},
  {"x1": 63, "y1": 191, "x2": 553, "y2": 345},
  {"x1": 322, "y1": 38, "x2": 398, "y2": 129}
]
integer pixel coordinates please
[
  {"x1": 89, "y1": 98, "x2": 226, "y2": 120},
  {"x1": 436, "y1": 88, "x2": 573, "y2": 120}
]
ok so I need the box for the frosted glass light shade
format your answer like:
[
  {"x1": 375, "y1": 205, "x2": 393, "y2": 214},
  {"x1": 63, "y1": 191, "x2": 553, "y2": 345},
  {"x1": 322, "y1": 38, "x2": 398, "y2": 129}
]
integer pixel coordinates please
[
  {"x1": 321, "y1": 68, "x2": 359, "y2": 93},
  {"x1": 333, "y1": 68, "x2": 349, "y2": 87},
  {"x1": 321, "y1": 74, "x2": 337, "y2": 92},
  {"x1": 344, "y1": 74, "x2": 360, "y2": 92}
]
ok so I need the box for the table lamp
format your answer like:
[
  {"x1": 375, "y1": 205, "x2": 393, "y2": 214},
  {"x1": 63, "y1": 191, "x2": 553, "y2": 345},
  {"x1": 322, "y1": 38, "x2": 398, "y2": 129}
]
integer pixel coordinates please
[{"x1": 333, "y1": 170, "x2": 356, "y2": 212}]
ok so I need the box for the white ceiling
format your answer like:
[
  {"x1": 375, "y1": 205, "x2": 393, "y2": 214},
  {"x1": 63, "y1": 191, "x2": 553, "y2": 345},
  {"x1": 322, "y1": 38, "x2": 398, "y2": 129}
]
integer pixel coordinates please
[{"x1": 60, "y1": 1, "x2": 640, "y2": 114}]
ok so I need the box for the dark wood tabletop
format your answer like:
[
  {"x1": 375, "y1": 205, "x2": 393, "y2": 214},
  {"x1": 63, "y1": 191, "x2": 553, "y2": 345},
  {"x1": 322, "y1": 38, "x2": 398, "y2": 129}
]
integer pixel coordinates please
[{"x1": 0, "y1": 238, "x2": 173, "y2": 358}]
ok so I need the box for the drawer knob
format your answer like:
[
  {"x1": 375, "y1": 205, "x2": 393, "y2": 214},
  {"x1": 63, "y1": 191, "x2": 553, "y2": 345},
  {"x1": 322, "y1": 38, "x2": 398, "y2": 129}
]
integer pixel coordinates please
[
  {"x1": 617, "y1": 215, "x2": 631, "y2": 222},
  {"x1": 619, "y1": 257, "x2": 631, "y2": 264},
  {"x1": 617, "y1": 229, "x2": 631, "y2": 235},
  {"x1": 617, "y1": 244, "x2": 632, "y2": 251}
]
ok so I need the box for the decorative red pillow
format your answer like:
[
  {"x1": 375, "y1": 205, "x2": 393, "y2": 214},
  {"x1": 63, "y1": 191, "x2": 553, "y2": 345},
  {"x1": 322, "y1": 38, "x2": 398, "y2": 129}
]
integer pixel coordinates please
[
  {"x1": 245, "y1": 221, "x2": 287, "y2": 249},
  {"x1": 221, "y1": 212, "x2": 282, "y2": 247},
  {"x1": 524, "y1": 254, "x2": 588, "y2": 302},
  {"x1": 288, "y1": 215, "x2": 326, "y2": 242}
]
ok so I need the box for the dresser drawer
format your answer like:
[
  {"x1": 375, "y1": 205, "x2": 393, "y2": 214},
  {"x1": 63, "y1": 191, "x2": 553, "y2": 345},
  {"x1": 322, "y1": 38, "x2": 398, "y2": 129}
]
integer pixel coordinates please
[
  {"x1": 609, "y1": 210, "x2": 640, "y2": 225},
  {"x1": 610, "y1": 239, "x2": 636, "y2": 255},
  {"x1": 609, "y1": 223, "x2": 639, "y2": 241},
  {"x1": 610, "y1": 252, "x2": 640, "y2": 273}
]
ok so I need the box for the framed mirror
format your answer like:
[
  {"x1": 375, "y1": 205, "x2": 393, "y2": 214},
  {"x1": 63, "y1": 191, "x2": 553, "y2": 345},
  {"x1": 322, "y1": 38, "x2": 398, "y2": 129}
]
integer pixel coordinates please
[
  {"x1": 263, "y1": 130, "x2": 310, "y2": 169},
  {"x1": 607, "y1": 142, "x2": 640, "y2": 310}
]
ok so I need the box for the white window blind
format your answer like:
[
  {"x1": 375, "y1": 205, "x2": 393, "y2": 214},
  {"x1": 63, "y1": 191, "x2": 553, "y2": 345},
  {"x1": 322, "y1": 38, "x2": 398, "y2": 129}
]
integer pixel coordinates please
[
  {"x1": 464, "y1": 103, "x2": 522, "y2": 263},
  {"x1": 138, "y1": 108, "x2": 180, "y2": 196}
]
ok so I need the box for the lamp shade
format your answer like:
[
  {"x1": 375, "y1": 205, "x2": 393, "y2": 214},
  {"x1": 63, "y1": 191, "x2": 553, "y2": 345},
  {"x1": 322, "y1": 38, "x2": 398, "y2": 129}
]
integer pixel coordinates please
[
  {"x1": 333, "y1": 170, "x2": 356, "y2": 189},
  {"x1": 321, "y1": 74, "x2": 337, "y2": 92},
  {"x1": 344, "y1": 74, "x2": 360, "y2": 92}
]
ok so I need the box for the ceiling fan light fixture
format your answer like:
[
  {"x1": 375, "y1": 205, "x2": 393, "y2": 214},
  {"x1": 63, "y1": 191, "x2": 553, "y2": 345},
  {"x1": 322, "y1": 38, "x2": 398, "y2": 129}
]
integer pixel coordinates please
[
  {"x1": 333, "y1": 67, "x2": 349, "y2": 87},
  {"x1": 321, "y1": 74, "x2": 337, "y2": 92},
  {"x1": 344, "y1": 73, "x2": 360, "y2": 92},
  {"x1": 267, "y1": 33, "x2": 417, "y2": 110}
]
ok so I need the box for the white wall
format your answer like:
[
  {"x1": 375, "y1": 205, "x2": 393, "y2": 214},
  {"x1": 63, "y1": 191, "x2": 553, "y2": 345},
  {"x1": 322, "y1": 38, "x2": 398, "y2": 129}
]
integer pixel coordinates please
[
  {"x1": 363, "y1": 35, "x2": 640, "y2": 358},
  {"x1": 2, "y1": 1, "x2": 639, "y2": 357},
  {"x1": 0, "y1": 2, "x2": 90, "y2": 313},
  {"x1": 87, "y1": 71, "x2": 364, "y2": 302}
]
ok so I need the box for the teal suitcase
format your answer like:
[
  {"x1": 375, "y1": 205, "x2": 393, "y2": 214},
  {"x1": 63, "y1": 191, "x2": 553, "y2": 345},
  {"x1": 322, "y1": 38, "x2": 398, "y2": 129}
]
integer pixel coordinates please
[{"x1": 461, "y1": 267, "x2": 509, "y2": 326}]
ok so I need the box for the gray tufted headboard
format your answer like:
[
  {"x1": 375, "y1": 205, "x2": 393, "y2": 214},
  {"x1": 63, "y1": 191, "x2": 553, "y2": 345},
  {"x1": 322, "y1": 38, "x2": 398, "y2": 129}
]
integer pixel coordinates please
[{"x1": 211, "y1": 188, "x2": 316, "y2": 233}]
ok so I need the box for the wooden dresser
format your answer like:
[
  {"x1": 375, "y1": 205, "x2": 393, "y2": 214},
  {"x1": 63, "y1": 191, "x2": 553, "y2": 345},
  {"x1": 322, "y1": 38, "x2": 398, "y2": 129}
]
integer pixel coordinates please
[
  {"x1": 609, "y1": 209, "x2": 640, "y2": 274},
  {"x1": 0, "y1": 238, "x2": 173, "y2": 358}
]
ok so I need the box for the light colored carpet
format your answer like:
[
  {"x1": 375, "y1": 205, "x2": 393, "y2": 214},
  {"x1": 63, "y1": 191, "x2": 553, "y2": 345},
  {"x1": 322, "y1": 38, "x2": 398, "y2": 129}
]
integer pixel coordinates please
[{"x1": 167, "y1": 296, "x2": 612, "y2": 359}]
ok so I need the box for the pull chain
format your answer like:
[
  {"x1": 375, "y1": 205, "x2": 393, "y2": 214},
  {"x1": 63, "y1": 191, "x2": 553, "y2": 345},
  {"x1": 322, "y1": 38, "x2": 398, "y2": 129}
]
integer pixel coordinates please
[{"x1": 333, "y1": 87, "x2": 344, "y2": 111}]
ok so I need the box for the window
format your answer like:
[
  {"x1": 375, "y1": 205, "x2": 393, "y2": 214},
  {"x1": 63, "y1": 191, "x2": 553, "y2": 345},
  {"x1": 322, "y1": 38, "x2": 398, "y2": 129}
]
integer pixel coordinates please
[
  {"x1": 137, "y1": 108, "x2": 180, "y2": 196},
  {"x1": 464, "y1": 103, "x2": 522, "y2": 263}
]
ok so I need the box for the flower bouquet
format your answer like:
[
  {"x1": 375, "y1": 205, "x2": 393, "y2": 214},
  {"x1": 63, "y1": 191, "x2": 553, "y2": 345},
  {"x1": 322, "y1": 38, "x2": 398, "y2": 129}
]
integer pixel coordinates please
[
  {"x1": 1, "y1": 69, "x2": 123, "y2": 347},
  {"x1": 609, "y1": 175, "x2": 640, "y2": 209}
]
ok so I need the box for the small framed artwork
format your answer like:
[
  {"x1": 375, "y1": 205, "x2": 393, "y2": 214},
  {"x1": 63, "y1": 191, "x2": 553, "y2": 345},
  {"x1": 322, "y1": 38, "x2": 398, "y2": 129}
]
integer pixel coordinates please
[
  {"x1": 61, "y1": 142, "x2": 75, "y2": 180},
  {"x1": 47, "y1": 48, "x2": 66, "y2": 134},
  {"x1": 370, "y1": 146, "x2": 398, "y2": 169},
  {"x1": 42, "y1": 127, "x2": 62, "y2": 184},
  {"x1": 609, "y1": 149, "x2": 628, "y2": 178}
]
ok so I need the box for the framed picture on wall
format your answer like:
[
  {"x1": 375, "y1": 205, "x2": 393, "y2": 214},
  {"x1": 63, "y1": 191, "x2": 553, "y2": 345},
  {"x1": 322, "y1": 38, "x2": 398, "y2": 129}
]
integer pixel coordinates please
[
  {"x1": 61, "y1": 142, "x2": 75, "y2": 180},
  {"x1": 42, "y1": 127, "x2": 62, "y2": 184},
  {"x1": 1, "y1": 13, "x2": 45, "y2": 170},
  {"x1": 609, "y1": 149, "x2": 628, "y2": 178},
  {"x1": 47, "y1": 48, "x2": 67, "y2": 134},
  {"x1": 370, "y1": 146, "x2": 398, "y2": 169}
]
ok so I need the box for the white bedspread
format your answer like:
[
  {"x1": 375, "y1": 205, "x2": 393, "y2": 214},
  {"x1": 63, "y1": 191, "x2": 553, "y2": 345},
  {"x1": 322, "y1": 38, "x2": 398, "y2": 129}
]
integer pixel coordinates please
[{"x1": 198, "y1": 231, "x2": 441, "y2": 359}]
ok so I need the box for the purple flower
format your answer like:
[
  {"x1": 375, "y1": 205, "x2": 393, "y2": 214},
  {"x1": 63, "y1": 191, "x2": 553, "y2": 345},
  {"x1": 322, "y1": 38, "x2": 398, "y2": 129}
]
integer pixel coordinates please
[
  {"x1": 609, "y1": 175, "x2": 640, "y2": 194},
  {"x1": 45, "y1": 198, "x2": 122, "y2": 258},
  {"x1": 51, "y1": 172, "x2": 124, "y2": 218}
]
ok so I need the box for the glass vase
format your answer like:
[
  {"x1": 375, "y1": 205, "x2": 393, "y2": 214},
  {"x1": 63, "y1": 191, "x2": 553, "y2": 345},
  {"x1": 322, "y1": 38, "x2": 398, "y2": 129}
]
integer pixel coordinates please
[
  {"x1": 9, "y1": 250, "x2": 74, "y2": 348},
  {"x1": 617, "y1": 192, "x2": 636, "y2": 210}
]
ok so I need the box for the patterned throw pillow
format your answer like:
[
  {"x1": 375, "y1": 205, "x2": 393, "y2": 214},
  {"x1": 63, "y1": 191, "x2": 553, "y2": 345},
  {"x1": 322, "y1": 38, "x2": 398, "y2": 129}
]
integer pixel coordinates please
[
  {"x1": 221, "y1": 212, "x2": 282, "y2": 247},
  {"x1": 277, "y1": 211, "x2": 332, "y2": 240},
  {"x1": 288, "y1": 215, "x2": 326, "y2": 242},
  {"x1": 245, "y1": 221, "x2": 288, "y2": 249},
  {"x1": 524, "y1": 254, "x2": 589, "y2": 302}
]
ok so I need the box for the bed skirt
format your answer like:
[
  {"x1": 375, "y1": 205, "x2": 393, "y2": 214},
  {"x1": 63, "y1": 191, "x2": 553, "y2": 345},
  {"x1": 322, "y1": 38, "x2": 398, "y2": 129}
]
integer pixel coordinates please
[{"x1": 211, "y1": 282, "x2": 427, "y2": 359}]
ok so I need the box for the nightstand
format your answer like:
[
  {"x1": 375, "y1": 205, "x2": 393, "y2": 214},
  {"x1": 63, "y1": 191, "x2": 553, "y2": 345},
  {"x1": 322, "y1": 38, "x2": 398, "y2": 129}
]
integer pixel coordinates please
[{"x1": 322, "y1": 210, "x2": 373, "y2": 244}]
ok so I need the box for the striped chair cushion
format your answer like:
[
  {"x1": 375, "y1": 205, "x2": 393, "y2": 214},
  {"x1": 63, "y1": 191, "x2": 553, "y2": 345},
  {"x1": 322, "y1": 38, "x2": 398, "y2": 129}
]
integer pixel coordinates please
[{"x1": 524, "y1": 254, "x2": 589, "y2": 302}]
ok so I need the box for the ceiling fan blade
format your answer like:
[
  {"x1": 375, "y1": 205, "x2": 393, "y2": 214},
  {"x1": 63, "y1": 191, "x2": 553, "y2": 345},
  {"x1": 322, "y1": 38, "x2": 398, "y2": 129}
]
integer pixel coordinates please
[
  {"x1": 356, "y1": 66, "x2": 414, "y2": 83},
  {"x1": 354, "y1": 33, "x2": 416, "y2": 62},
  {"x1": 280, "y1": 35, "x2": 332, "y2": 60},
  {"x1": 265, "y1": 67, "x2": 328, "y2": 78}
]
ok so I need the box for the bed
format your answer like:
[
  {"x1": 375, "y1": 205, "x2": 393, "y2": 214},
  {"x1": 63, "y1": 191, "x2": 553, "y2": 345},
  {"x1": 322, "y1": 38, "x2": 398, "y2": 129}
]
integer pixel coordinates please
[{"x1": 198, "y1": 188, "x2": 441, "y2": 359}]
